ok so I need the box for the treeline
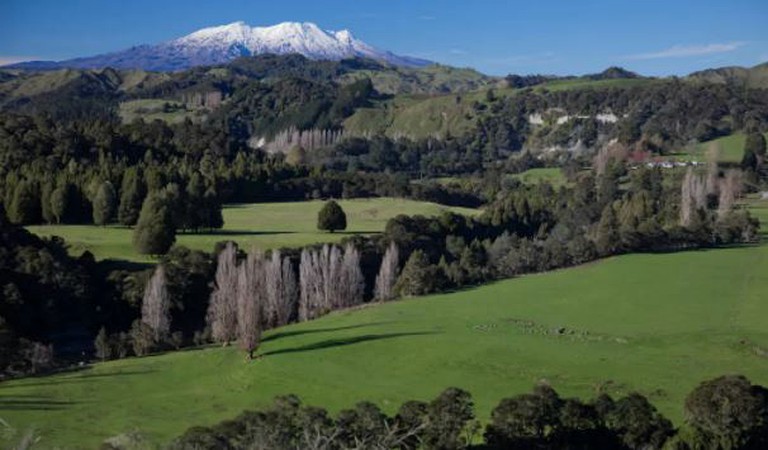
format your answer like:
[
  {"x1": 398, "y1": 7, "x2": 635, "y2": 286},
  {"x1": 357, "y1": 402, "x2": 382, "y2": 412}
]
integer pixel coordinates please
[
  {"x1": 89, "y1": 164, "x2": 758, "y2": 365},
  {"x1": 167, "y1": 375, "x2": 768, "y2": 450},
  {"x1": 0, "y1": 119, "x2": 758, "y2": 373},
  {"x1": 0, "y1": 112, "x2": 484, "y2": 233},
  {"x1": 0, "y1": 208, "x2": 97, "y2": 376}
]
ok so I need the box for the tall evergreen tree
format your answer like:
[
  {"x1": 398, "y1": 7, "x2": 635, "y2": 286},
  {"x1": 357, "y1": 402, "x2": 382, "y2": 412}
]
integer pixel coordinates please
[
  {"x1": 92, "y1": 181, "x2": 117, "y2": 226},
  {"x1": 395, "y1": 250, "x2": 439, "y2": 297},
  {"x1": 203, "y1": 187, "x2": 224, "y2": 231},
  {"x1": 594, "y1": 204, "x2": 620, "y2": 256},
  {"x1": 118, "y1": 167, "x2": 145, "y2": 226},
  {"x1": 133, "y1": 190, "x2": 176, "y2": 255},
  {"x1": 40, "y1": 181, "x2": 55, "y2": 224},
  {"x1": 50, "y1": 182, "x2": 76, "y2": 224},
  {"x1": 8, "y1": 180, "x2": 41, "y2": 225},
  {"x1": 185, "y1": 172, "x2": 206, "y2": 231}
]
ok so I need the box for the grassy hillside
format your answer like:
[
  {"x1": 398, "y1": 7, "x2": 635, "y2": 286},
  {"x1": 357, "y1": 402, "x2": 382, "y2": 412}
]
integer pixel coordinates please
[
  {"x1": 344, "y1": 86, "x2": 513, "y2": 140},
  {"x1": 687, "y1": 63, "x2": 768, "y2": 89},
  {"x1": 673, "y1": 132, "x2": 768, "y2": 164},
  {"x1": 536, "y1": 77, "x2": 655, "y2": 92},
  {"x1": 4, "y1": 199, "x2": 767, "y2": 449},
  {"x1": 118, "y1": 99, "x2": 204, "y2": 124},
  {"x1": 343, "y1": 77, "x2": 658, "y2": 140},
  {"x1": 509, "y1": 167, "x2": 567, "y2": 186},
  {"x1": 339, "y1": 64, "x2": 499, "y2": 96},
  {"x1": 25, "y1": 198, "x2": 478, "y2": 262}
]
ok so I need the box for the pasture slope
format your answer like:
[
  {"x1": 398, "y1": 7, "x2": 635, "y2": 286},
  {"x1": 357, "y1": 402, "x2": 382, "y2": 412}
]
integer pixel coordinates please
[
  {"x1": 25, "y1": 198, "x2": 477, "y2": 263},
  {"x1": 1, "y1": 199, "x2": 766, "y2": 449}
]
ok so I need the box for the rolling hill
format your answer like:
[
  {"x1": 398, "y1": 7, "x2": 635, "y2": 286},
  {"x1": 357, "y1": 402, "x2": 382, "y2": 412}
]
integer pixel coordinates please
[{"x1": 3, "y1": 199, "x2": 767, "y2": 448}]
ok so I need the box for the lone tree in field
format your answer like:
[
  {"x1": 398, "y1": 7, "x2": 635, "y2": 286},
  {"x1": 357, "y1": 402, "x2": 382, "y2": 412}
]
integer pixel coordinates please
[
  {"x1": 317, "y1": 200, "x2": 347, "y2": 233},
  {"x1": 133, "y1": 190, "x2": 176, "y2": 255},
  {"x1": 374, "y1": 242, "x2": 400, "y2": 301},
  {"x1": 92, "y1": 181, "x2": 117, "y2": 226},
  {"x1": 207, "y1": 242, "x2": 239, "y2": 345},
  {"x1": 141, "y1": 264, "x2": 171, "y2": 344}
]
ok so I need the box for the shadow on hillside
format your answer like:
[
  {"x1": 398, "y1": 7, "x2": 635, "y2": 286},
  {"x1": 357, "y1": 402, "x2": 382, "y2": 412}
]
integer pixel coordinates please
[
  {"x1": 0, "y1": 369, "x2": 154, "y2": 389},
  {"x1": 261, "y1": 331, "x2": 436, "y2": 357},
  {"x1": 262, "y1": 322, "x2": 393, "y2": 343},
  {"x1": 321, "y1": 230, "x2": 379, "y2": 235},
  {"x1": 0, "y1": 396, "x2": 76, "y2": 411},
  {"x1": 177, "y1": 230, "x2": 297, "y2": 237}
]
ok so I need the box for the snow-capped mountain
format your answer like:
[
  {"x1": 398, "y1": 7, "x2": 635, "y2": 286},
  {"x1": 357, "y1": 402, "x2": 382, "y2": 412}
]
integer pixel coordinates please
[{"x1": 12, "y1": 21, "x2": 431, "y2": 71}]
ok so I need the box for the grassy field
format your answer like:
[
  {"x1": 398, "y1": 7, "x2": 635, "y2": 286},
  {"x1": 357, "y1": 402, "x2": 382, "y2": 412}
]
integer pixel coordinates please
[
  {"x1": 4, "y1": 199, "x2": 767, "y2": 449},
  {"x1": 670, "y1": 132, "x2": 768, "y2": 164},
  {"x1": 509, "y1": 167, "x2": 567, "y2": 187},
  {"x1": 118, "y1": 99, "x2": 203, "y2": 124},
  {"x1": 25, "y1": 198, "x2": 478, "y2": 262},
  {"x1": 536, "y1": 77, "x2": 654, "y2": 92},
  {"x1": 343, "y1": 77, "x2": 657, "y2": 140}
]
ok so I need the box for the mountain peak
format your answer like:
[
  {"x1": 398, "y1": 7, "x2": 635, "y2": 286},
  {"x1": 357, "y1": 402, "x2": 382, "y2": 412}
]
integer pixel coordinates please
[{"x1": 10, "y1": 21, "x2": 432, "y2": 72}]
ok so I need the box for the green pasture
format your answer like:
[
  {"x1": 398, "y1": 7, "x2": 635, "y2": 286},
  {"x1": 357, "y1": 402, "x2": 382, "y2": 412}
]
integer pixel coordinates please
[
  {"x1": 4, "y1": 198, "x2": 767, "y2": 448},
  {"x1": 25, "y1": 198, "x2": 478, "y2": 262}
]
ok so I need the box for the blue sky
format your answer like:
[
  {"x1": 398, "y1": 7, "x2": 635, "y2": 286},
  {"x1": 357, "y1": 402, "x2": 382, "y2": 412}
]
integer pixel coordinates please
[{"x1": 1, "y1": 0, "x2": 767, "y2": 76}]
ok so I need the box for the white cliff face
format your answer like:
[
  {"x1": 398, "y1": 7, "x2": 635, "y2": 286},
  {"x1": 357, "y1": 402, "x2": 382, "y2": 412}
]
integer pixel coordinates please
[{"x1": 527, "y1": 111, "x2": 621, "y2": 125}]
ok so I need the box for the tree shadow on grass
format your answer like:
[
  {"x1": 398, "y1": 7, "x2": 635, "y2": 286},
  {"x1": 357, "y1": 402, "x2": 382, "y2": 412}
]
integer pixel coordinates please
[
  {"x1": 0, "y1": 369, "x2": 154, "y2": 389},
  {"x1": 321, "y1": 230, "x2": 380, "y2": 236},
  {"x1": 178, "y1": 230, "x2": 297, "y2": 237},
  {"x1": 260, "y1": 331, "x2": 437, "y2": 357},
  {"x1": 0, "y1": 397, "x2": 76, "y2": 411},
  {"x1": 262, "y1": 322, "x2": 393, "y2": 343}
]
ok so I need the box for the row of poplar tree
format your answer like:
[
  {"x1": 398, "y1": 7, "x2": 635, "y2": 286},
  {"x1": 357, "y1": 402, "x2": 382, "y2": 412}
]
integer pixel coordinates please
[{"x1": 104, "y1": 241, "x2": 401, "y2": 360}]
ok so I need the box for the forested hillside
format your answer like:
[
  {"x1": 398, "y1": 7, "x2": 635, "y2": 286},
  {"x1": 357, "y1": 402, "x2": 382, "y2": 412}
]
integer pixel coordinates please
[{"x1": 1, "y1": 52, "x2": 768, "y2": 448}]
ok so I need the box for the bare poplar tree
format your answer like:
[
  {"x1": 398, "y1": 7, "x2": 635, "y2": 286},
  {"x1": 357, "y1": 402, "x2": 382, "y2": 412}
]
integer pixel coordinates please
[
  {"x1": 718, "y1": 169, "x2": 743, "y2": 218},
  {"x1": 340, "y1": 243, "x2": 365, "y2": 308},
  {"x1": 705, "y1": 142, "x2": 722, "y2": 196},
  {"x1": 374, "y1": 242, "x2": 400, "y2": 302},
  {"x1": 324, "y1": 245, "x2": 343, "y2": 309},
  {"x1": 141, "y1": 264, "x2": 171, "y2": 343},
  {"x1": 264, "y1": 250, "x2": 282, "y2": 329},
  {"x1": 680, "y1": 168, "x2": 708, "y2": 227},
  {"x1": 593, "y1": 145, "x2": 612, "y2": 176},
  {"x1": 299, "y1": 248, "x2": 323, "y2": 321},
  {"x1": 299, "y1": 243, "x2": 364, "y2": 320},
  {"x1": 280, "y1": 256, "x2": 298, "y2": 325},
  {"x1": 264, "y1": 250, "x2": 298, "y2": 328},
  {"x1": 237, "y1": 250, "x2": 264, "y2": 358},
  {"x1": 207, "y1": 242, "x2": 239, "y2": 345},
  {"x1": 592, "y1": 141, "x2": 628, "y2": 176}
]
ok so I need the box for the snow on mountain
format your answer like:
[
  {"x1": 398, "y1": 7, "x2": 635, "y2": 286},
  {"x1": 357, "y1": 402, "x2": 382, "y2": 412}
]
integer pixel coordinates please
[{"x1": 11, "y1": 21, "x2": 431, "y2": 72}]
